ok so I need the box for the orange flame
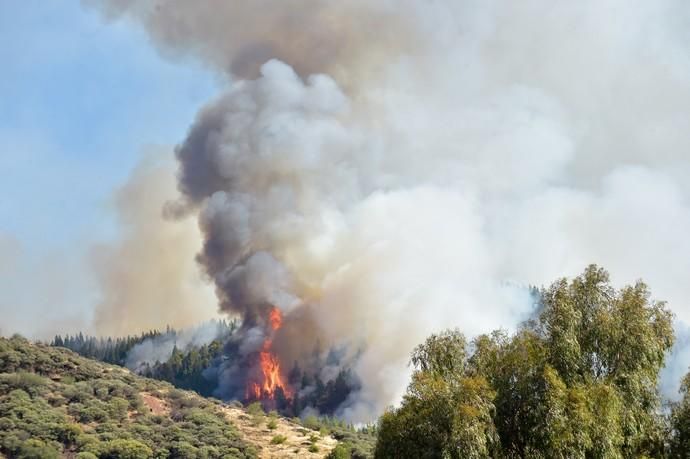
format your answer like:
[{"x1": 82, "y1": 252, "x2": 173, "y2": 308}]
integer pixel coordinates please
[
  {"x1": 268, "y1": 307, "x2": 282, "y2": 330},
  {"x1": 246, "y1": 307, "x2": 291, "y2": 401}
]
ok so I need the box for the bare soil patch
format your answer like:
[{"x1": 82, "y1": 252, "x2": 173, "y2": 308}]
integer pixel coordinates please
[
  {"x1": 140, "y1": 392, "x2": 170, "y2": 416},
  {"x1": 221, "y1": 406, "x2": 338, "y2": 459}
]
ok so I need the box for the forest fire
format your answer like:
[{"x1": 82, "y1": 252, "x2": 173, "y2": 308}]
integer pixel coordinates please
[{"x1": 245, "y1": 307, "x2": 291, "y2": 401}]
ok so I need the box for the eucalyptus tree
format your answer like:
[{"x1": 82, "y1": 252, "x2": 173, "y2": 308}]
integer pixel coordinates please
[{"x1": 376, "y1": 266, "x2": 674, "y2": 458}]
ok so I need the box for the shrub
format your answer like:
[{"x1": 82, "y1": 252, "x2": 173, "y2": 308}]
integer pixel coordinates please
[
  {"x1": 308, "y1": 444, "x2": 319, "y2": 453},
  {"x1": 250, "y1": 415, "x2": 263, "y2": 427},
  {"x1": 302, "y1": 415, "x2": 321, "y2": 431},
  {"x1": 62, "y1": 384, "x2": 88, "y2": 403},
  {"x1": 107, "y1": 397, "x2": 130, "y2": 420},
  {"x1": 0, "y1": 417, "x2": 15, "y2": 431},
  {"x1": 3, "y1": 372, "x2": 48, "y2": 395},
  {"x1": 100, "y1": 439, "x2": 153, "y2": 459},
  {"x1": 198, "y1": 445, "x2": 220, "y2": 457},
  {"x1": 56, "y1": 423, "x2": 82, "y2": 444},
  {"x1": 0, "y1": 430, "x2": 23, "y2": 454},
  {"x1": 326, "y1": 444, "x2": 351, "y2": 459},
  {"x1": 75, "y1": 433, "x2": 101, "y2": 453},
  {"x1": 168, "y1": 441, "x2": 198, "y2": 458},
  {"x1": 77, "y1": 405, "x2": 109, "y2": 423},
  {"x1": 0, "y1": 337, "x2": 258, "y2": 459},
  {"x1": 16, "y1": 439, "x2": 60, "y2": 459},
  {"x1": 267, "y1": 419, "x2": 278, "y2": 430},
  {"x1": 228, "y1": 399, "x2": 243, "y2": 409},
  {"x1": 246, "y1": 401, "x2": 264, "y2": 416},
  {"x1": 270, "y1": 435, "x2": 287, "y2": 445},
  {"x1": 167, "y1": 389, "x2": 187, "y2": 400},
  {"x1": 176, "y1": 395, "x2": 203, "y2": 409}
]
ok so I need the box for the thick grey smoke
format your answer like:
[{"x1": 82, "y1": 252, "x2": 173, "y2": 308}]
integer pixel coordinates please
[{"x1": 89, "y1": 0, "x2": 690, "y2": 420}]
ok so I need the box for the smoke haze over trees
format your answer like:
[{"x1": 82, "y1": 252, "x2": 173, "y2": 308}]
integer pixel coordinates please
[
  {"x1": 1, "y1": 0, "x2": 689, "y2": 426},
  {"x1": 28, "y1": 267, "x2": 690, "y2": 457},
  {"x1": 4, "y1": 0, "x2": 690, "y2": 456},
  {"x1": 52, "y1": 320, "x2": 362, "y2": 417},
  {"x1": 376, "y1": 266, "x2": 680, "y2": 457},
  {"x1": 76, "y1": 0, "x2": 690, "y2": 421}
]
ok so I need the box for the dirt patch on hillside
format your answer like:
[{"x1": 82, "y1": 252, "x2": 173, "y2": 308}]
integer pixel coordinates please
[
  {"x1": 140, "y1": 392, "x2": 170, "y2": 416},
  {"x1": 221, "y1": 406, "x2": 338, "y2": 459}
]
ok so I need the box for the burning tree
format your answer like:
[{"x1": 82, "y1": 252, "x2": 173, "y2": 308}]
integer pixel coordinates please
[{"x1": 244, "y1": 307, "x2": 293, "y2": 408}]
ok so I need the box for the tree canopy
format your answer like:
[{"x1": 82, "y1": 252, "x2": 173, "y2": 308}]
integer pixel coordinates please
[{"x1": 376, "y1": 265, "x2": 676, "y2": 458}]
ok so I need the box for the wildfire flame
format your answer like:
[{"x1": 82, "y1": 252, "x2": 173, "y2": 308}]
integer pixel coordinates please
[
  {"x1": 268, "y1": 307, "x2": 282, "y2": 330},
  {"x1": 246, "y1": 307, "x2": 291, "y2": 401}
]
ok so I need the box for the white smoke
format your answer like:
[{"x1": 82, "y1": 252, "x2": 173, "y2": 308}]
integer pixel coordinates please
[
  {"x1": 125, "y1": 320, "x2": 230, "y2": 370},
  {"x1": 88, "y1": 0, "x2": 690, "y2": 420}
]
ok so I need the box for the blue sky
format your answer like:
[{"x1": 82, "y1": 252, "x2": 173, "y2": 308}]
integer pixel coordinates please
[
  {"x1": 0, "y1": 1, "x2": 218, "y2": 335},
  {"x1": 0, "y1": 0, "x2": 217, "y2": 247}
]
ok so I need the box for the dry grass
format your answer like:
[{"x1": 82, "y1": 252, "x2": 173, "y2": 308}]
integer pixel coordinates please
[{"x1": 221, "y1": 406, "x2": 338, "y2": 459}]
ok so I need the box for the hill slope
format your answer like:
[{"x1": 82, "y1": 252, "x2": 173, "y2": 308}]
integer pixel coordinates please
[{"x1": 0, "y1": 336, "x2": 340, "y2": 458}]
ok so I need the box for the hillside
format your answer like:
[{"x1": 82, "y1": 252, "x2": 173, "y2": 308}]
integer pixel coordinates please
[
  {"x1": 50, "y1": 324, "x2": 359, "y2": 419},
  {"x1": 0, "y1": 336, "x2": 344, "y2": 458}
]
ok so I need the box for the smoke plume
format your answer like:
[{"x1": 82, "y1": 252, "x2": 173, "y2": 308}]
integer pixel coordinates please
[
  {"x1": 88, "y1": 0, "x2": 690, "y2": 420},
  {"x1": 92, "y1": 151, "x2": 218, "y2": 336}
]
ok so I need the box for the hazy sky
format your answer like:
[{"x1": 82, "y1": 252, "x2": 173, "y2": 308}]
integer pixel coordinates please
[{"x1": 0, "y1": 0, "x2": 217, "y2": 337}]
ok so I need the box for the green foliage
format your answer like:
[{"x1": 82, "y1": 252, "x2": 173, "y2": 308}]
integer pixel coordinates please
[
  {"x1": 376, "y1": 355, "x2": 497, "y2": 458},
  {"x1": 266, "y1": 418, "x2": 278, "y2": 430},
  {"x1": 57, "y1": 423, "x2": 83, "y2": 444},
  {"x1": 140, "y1": 338, "x2": 230, "y2": 396},
  {"x1": 326, "y1": 444, "x2": 352, "y2": 459},
  {"x1": 100, "y1": 439, "x2": 152, "y2": 459},
  {"x1": 52, "y1": 320, "x2": 237, "y2": 397},
  {"x1": 0, "y1": 336, "x2": 257, "y2": 459},
  {"x1": 166, "y1": 441, "x2": 198, "y2": 458},
  {"x1": 302, "y1": 414, "x2": 320, "y2": 431},
  {"x1": 246, "y1": 401, "x2": 264, "y2": 416},
  {"x1": 376, "y1": 266, "x2": 675, "y2": 458},
  {"x1": 290, "y1": 367, "x2": 356, "y2": 417},
  {"x1": 270, "y1": 435, "x2": 287, "y2": 445},
  {"x1": 670, "y1": 372, "x2": 690, "y2": 455},
  {"x1": 299, "y1": 415, "x2": 376, "y2": 458},
  {"x1": 308, "y1": 444, "x2": 320, "y2": 453},
  {"x1": 54, "y1": 321, "x2": 357, "y2": 419},
  {"x1": 16, "y1": 439, "x2": 60, "y2": 459},
  {"x1": 75, "y1": 452, "x2": 98, "y2": 459},
  {"x1": 410, "y1": 329, "x2": 467, "y2": 377},
  {"x1": 0, "y1": 372, "x2": 47, "y2": 395}
]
